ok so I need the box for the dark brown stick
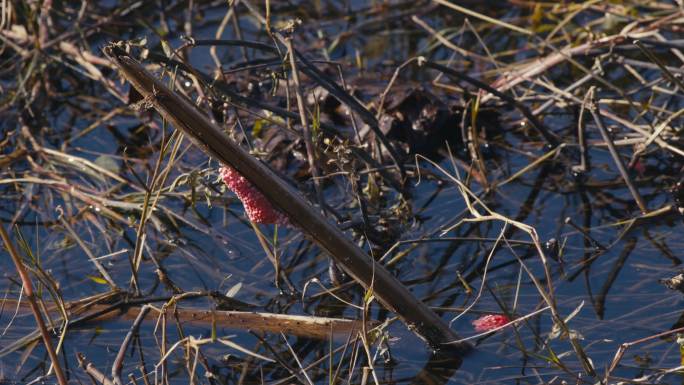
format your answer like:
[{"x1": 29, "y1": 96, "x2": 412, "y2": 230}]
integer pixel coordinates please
[
  {"x1": 78, "y1": 353, "x2": 115, "y2": 385},
  {"x1": 588, "y1": 91, "x2": 647, "y2": 213},
  {"x1": 103, "y1": 44, "x2": 467, "y2": 353},
  {"x1": 0, "y1": 224, "x2": 68, "y2": 385},
  {"x1": 633, "y1": 39, "x2": 684, "y2": 91},
  {"x1": 564, "y1": 217, "x2": 606, "y2": 251},
  {"x1": 112, "y1": 305, "x2": 151, "y2": 385}
]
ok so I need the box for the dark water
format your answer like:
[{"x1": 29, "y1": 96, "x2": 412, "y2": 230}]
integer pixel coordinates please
[{"x1": 1, "y1": 1, "x2": 683, "y2": 384}]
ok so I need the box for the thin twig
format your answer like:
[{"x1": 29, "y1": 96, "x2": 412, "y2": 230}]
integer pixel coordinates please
[
  {"x1": 0, "y1": 224, "x2": 68, "y2": 385},
  {"x1": 112, "y1": 305, "x2": 151, "y2": 385},
  {"x1": 284, "y1": 36, "x2": 325, "y2": 208},
  {"x1": 588, "y1": 88, "x2": 647, "y2": 213},
  {"x1": 78, "y1": 353, "x2": 115, "y2": 385}
]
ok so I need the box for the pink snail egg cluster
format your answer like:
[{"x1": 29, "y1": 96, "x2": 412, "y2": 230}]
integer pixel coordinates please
[
  {"x1": 472, "y1": 314, "x2": 510, "y2": 332},
  {"x1": 219, "y1": 166, "x2": 290, "y2": 226}
]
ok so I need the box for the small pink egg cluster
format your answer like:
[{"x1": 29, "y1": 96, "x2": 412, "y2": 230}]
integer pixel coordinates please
[
  {"x1": 220, "y1": 165, "x2": 290, "y2": 226},
  {"x1": 472, "y1": 314, "x2": 510, "y2": 332}
]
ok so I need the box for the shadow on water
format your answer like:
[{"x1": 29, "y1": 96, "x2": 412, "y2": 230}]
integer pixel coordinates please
[{"x1": 410, "y1": 348, "x2": 463, "y2": 385}]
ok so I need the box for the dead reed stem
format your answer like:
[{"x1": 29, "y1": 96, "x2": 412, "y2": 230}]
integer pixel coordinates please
[
  {"x1": 103, "y1": 44, "x2": 468, "y2": 354},
  {"x1": 0, "y1": 224, "x2": 68, "y2": 385}
]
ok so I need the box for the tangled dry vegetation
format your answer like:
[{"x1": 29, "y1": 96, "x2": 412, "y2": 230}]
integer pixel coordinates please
[{"x1": 1, "y1": 1, "x2": 683, "y2": 384}]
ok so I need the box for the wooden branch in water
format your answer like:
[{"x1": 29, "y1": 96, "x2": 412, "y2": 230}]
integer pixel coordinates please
[
  {"x1": 0, "y1": 299, "x2": 369, "y2": 340},
  {"x1": 103, "y1": 44, "x2": 467, "y2": 354}
]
